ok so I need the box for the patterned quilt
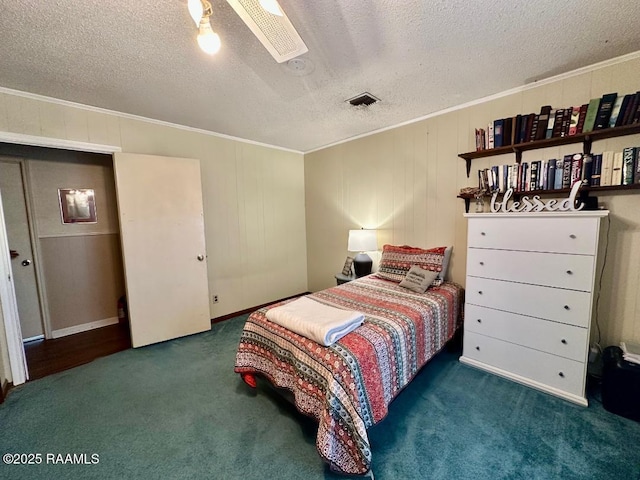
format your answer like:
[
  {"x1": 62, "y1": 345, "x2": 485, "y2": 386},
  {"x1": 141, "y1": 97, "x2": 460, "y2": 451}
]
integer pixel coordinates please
[{"x1": 234, "y1": 275, "x2": 464, "y2": 475}]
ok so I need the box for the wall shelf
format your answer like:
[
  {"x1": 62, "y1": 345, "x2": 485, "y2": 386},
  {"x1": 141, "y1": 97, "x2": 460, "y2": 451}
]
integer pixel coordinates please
[{"x1": 459, "y1": 123, "x2": 640, "y2": 178}]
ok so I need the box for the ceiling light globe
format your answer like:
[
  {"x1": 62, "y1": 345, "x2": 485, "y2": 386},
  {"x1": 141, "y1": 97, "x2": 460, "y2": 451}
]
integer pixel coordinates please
[
  {"x1": 188, "y1": 0, "x2": 204, "y2": 26},
  {"x1": 197, "y1": 22, "x2": 221, "y2": 55}
]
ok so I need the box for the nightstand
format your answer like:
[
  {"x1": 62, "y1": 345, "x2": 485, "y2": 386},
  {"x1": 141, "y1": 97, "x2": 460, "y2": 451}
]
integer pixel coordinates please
[{"x1": 335, "y1": 273, "x2": 355, "y2": 285}]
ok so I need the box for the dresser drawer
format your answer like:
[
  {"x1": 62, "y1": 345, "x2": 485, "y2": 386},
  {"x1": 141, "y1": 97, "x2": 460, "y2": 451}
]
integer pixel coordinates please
[
  {"x1": 467, "y1": 216, "x2": 599, "y2": 254},
  {"x1": 463, "y1": 331, "x2": 585, "y2": 397},
  {"x1": 466, "y1": 277, "x2": 592, "y2": 327},
  {"x1": 466, "y1": 248, "x2": 595, "y2": 291},
  {"x1": 464, "y1": 304, "x2": 588, "y2": 361}
]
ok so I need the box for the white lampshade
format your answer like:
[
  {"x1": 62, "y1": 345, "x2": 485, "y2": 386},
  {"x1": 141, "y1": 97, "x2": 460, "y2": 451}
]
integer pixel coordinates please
[{"x1": 348, "y1": 229, "x2": 377, "y2": 252}]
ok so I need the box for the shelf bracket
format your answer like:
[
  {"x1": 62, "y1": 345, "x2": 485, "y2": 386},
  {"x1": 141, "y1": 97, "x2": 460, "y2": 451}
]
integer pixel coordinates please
[{"x1": 465, "y1": 158, "x2": 472, "y2": 178}]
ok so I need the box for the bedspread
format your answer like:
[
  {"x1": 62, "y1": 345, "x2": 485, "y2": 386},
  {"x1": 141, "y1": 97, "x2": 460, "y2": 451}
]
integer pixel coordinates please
[{"x1": 234, "y1": 275, "x2": 464, "y2": 475}]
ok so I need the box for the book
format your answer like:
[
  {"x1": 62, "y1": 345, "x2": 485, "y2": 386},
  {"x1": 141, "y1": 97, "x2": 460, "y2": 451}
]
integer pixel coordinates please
[
  {"x1": 591, "y1": 154, "x2": 602, "y2": 186},
  {"x1": 622, "y1": 147, "x2": 636, "y2": 185},
  {"x1": 560, "y1": 108, "x2": 572, "y2": 137},
  {"x1": 503, "y1": 117, "x2": 513, "y2": 147},
  {"x1": 582, "y1": 154, "x2": 593, "y2": 186},
  {"x1": 568, "y1": 106, "x2": 581, "y2": 135},
  {"x1": 529, "y1": 114, "x2": 540, "y2": 142},
  {"x1": 608, "y1": 96, "x2": 625, "y2": 128},
  {"x1": 521, "y1": 162, "x2": 529, "y2": 191},
  {"x1": 487, "y1": 123, "x2": 495, "y2": 149},
  {"x1": 493, "y1": 119, "x2": 504, "y2": 148},
  {"x1": 582, "y1": 98, "x2": 601, "y2": 133},
  {"x1": 545, "y1": 110, "x2": 556, "y2": 139},
  {"x1": 635, "y1": 149, "x2": 640, "y2": 184},
  {"x1": 562, "y1": 154, "x2": 573, "y2": 188},
  {"x1": 547, "y1": 159, "x2": 557, "y2": 190},
  {"x1": 498, "y1": 164, "x2": 506, "y2": 192},
  {"x1": 513, "y1": 115, "x2": 523, "y2": 144},
  {"x1": 593, "y1": 92, "x2": 618, "y2": 130},
  {"x1": 576, "y1": 104, "x2": 589, "y2": 134},
  {"x1": 615, "y1": 94, "x2": 633, "y2": 127},
  {"x1": 570, "y1": 153, "x2": 583, "y2": 185},
  {"x1": 510, "y1": 163, "x2": 518, "y2": 190},
  {"x1": 600, "y1": 151, "x2": 614, "y2": 186},
  {"x1": 530, "y1": 161, "x2": 540, "y2": 190},
  {"x1": 491, "y1": 166, "x2": 499, "y2": 191},
  {"x1": 621, "y1": 92, "x2": 640, "y2": 126},
  {"x1": 554, "y1": 158, "x2": 564, "y2": 189},
  {"x1": 632, "y1": 95, "x2": 640, "y2": 124},
  {"x1": 611, "y1": 151, "x2": 624, "y2": 186},
  {"x1": 524, "y1": 113, "x2": 536, "y2": 142},
  {"x1": 551, "y1": 108, "x2": 565, "y2": 138},
  {"x1": 535, "y1": 106, "x2": 552, "y2": 141}
]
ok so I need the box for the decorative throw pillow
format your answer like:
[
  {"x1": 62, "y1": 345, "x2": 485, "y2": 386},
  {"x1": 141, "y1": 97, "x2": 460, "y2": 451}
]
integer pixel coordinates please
[
  {"x1": 437, "y1": 246, "x2": 453, "y2": 284},
  {"x1": 376, "y1": 244, "x2": 447, "y2": 285},
  {"x1": 399, "y1": 265, "x2": 440, "y2": 293}
]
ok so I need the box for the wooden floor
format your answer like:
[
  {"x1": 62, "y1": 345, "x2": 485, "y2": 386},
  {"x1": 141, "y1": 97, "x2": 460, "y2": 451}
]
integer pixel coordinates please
[{"x1": 24, "y1": 322, "x2": 132, "y2": 381}]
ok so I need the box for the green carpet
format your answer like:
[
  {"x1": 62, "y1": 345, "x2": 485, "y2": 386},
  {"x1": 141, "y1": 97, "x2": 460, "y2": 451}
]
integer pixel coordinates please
[{"x1": 1, "y1": 315, "x2": 639, "y2": 479}]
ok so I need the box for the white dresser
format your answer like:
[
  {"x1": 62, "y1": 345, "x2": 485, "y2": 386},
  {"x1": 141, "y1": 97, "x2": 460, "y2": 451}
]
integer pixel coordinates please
[{"x1": 460, "y1": 211, "x2": 608, "y2": 405}]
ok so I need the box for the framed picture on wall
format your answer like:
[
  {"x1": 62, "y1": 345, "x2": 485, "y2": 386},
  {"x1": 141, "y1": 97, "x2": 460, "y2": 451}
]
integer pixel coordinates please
[
  {"x1": 58, "y1": 188, "x2": 97, "y2": 224},
  {"x1": 341, "y1": 256, "x2": 354, "y2": 276}
]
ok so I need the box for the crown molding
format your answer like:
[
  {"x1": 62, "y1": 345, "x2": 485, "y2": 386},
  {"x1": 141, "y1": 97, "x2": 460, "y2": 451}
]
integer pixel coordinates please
[{"x1": 0, "y1": 86, "x2": 303, "y2": 155}]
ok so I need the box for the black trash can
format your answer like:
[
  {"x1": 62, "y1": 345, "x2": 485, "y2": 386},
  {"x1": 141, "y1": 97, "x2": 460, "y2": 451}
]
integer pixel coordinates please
[{"x1": 602, "y1": 346, "x2": 640, "y2": 422}]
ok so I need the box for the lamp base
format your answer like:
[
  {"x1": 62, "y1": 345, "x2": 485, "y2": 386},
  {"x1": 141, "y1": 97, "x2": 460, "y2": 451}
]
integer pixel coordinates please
[{"x1": 353, "y1": 252, "x2": 372, "y2": 278}]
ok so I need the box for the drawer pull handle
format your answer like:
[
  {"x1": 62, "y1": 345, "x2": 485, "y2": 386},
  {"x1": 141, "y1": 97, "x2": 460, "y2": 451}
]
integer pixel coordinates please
[
  {"x1": 566, "y1": 270, "x2": 573, "y2": 275},
  {"x1": 475, "y1": 346, "x2": 480, "y2": 351},
  {"x1": 479, "y1": 261, "x2": 484, "y2": 266},
  {"x1": 478, "y1": 291, "x2": 483, "y2": 295},
  {"x1": 481, "y1": 232, "x2": 486, "y2": 236},
  {"x1": 564, "y1": 305, "x2": 570, "y2": 310},
  {"x1": 558, "y1": 372, "x2": 565, "y2": 378},
  {"x1": 569, "y1": 234, "x2": 576, "y2": 239},
  {"x1": 476, "y1": 318, "x2": 482, "y2": 323},
  {"x1": 561, "y1": 339, "x2": 567, "y2": 344}
]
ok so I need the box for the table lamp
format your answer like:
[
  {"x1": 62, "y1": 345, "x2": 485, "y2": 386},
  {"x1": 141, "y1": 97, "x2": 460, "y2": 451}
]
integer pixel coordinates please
[{"x1": 348, "y1": 229, "x2": 378, "y2": 277}]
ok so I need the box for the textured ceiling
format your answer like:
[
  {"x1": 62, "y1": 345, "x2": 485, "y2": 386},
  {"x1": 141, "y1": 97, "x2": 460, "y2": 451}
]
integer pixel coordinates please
[{"x1": 2, "y1": 1, "x2": 640, "y2": 152}]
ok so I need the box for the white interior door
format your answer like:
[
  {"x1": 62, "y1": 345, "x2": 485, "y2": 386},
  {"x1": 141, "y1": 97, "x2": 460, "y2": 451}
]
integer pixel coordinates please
[
  {"x1": 113, "y1": 153, "x2": 211, "y2": 348},
  {"x1": 0, "y1": 160, "x2": 44, "y2": 340}
]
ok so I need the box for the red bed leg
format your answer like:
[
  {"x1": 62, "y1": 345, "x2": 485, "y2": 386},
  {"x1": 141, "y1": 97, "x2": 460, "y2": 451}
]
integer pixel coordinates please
[{"x1": 241, "y1": 373, "x2": 257, "y2": 388}]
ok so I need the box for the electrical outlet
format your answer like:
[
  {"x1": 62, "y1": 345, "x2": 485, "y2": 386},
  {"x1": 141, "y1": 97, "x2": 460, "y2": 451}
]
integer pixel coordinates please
[{"x1": 213, "y1": 295, "x2": 219, "y2": 304}]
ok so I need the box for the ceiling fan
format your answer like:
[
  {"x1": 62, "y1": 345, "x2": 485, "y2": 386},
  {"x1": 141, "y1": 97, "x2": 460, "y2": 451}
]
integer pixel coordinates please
[{"x1": 187, "y1": 0, "x2": 308, "y2": 62}]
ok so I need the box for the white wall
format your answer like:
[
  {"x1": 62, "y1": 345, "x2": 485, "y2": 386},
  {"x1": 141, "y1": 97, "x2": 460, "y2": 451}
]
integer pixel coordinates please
[{"x1": 305, "y1": 54, "x2": 640, "y2": 348}]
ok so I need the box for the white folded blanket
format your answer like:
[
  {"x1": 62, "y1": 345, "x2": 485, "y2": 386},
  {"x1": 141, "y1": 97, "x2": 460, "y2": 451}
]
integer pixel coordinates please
[{"x1": 265, "y1": 296, "x2": 365, "y2": 346}]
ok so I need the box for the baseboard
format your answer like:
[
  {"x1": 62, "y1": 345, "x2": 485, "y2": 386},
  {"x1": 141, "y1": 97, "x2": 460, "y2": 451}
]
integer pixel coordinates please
[
  {"x1": 211, "y1": 292, "x2": 310, "y2": 324},
  {"x1": 51, "y1": 317, "x2": 119, "y2": 339}
]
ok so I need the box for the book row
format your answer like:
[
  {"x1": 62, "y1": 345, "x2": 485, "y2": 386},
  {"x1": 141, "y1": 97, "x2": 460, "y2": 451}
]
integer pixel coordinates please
[
  {"x1": 478, "y1": 147, "x2": 640, "y2": 194},
  {"x1": 474, "y1": 90, "x2": 640, "y2": 151}
]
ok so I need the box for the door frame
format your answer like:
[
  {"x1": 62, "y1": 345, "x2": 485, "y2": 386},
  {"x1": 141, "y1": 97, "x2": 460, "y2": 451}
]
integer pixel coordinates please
[
  {"x1": 0, "y1": 191, "x2": 28, "y2": 384},
  {"x1": 0, "y1": 132, "x2": 121, "y2": 383}
]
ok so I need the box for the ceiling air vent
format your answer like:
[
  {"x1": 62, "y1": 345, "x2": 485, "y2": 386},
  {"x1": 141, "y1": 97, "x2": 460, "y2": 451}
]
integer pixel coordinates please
[{"x1": 346, "y1": 92, "x2": 380, "y2": 107}]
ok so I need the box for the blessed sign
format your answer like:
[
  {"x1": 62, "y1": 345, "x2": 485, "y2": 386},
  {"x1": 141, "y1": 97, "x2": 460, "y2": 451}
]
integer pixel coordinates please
[{"x1": 490, "y1": 181, "x2": 584, "y2": 213}]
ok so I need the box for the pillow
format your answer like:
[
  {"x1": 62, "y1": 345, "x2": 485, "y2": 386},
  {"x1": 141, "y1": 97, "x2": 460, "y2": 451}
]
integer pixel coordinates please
[
  {"x1": 437, "y1": 246, "x2": 453, "y2": 284},
  {"x1": 399, "y1": 265, "x2": 440, "y2": 293},
  {"x1": 376, "y1": 244, "x2": 447, "y2": 285}
]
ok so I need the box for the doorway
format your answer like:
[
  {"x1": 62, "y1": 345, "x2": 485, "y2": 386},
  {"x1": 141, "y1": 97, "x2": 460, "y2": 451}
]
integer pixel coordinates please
[{"x1": 0, "y1": 143, "x2": 130, "y2": 381}]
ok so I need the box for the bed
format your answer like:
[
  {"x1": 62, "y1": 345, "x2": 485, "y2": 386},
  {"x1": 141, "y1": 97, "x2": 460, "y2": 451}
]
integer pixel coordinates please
[{"x1": 234, "y1": 246, "x2": 464, "y2": 475}]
